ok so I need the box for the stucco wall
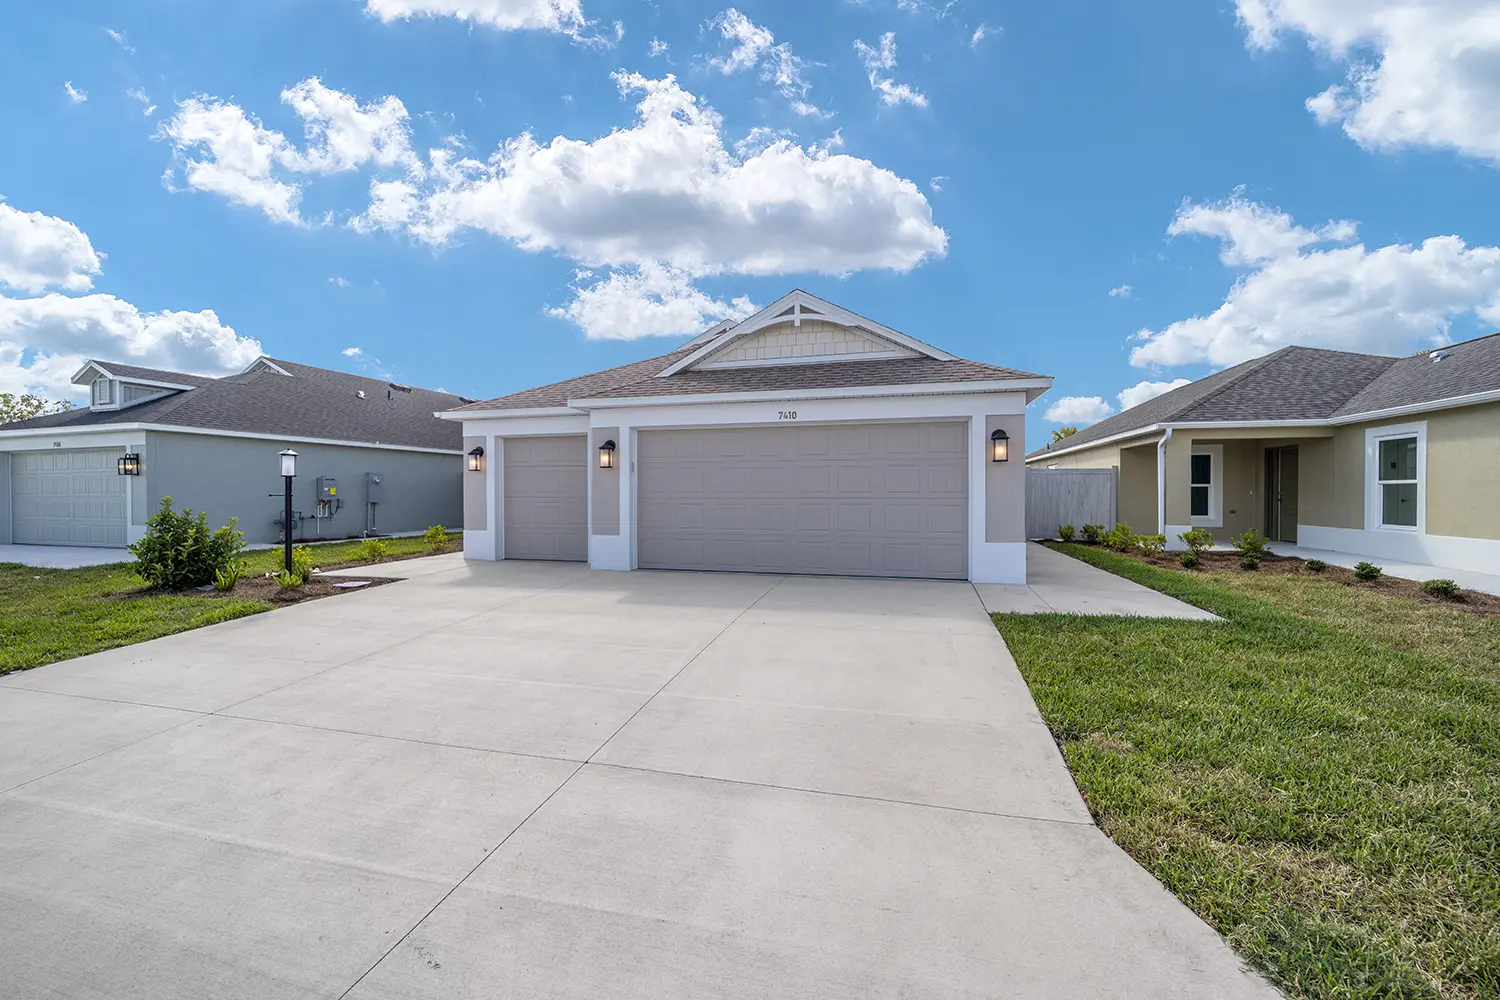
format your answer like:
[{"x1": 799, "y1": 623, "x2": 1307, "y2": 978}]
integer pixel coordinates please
[
  {"x1": 985, "y1": 415, "x2": 1026, "y2": 542},
  {"x1": 591, "y1": 425, "x2": 620, "y2": 536},
  {"x1": 463, "y1": 435, "x2": 487, "y2": 531},
  {"x1": 0, "y1": 453, "x2": 9, "y2": 545},
  {"x1": 144, "y1": 431, "x2": 461, "y2": 544},
  {"x1": 1032, "y1": 442, "x2": 1122, "y2": 470},
  {"x1": 1298, "y1": 430, "x2": 1364, "y2": 530},
  {"x1": 1117, "y1": 444, "x2": 1157, "y2": 533},
  {"x1": 1422, "y1": 401, "x2": 1500, "y2": 540}
]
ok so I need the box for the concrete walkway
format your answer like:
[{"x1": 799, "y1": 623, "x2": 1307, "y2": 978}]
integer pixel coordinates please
[
  {"x1": 0, "y1": 543, "x2": 131, "y2": 569},
  {"x1": 976, "y1": 542, "x2": 1220, "y2": 619},
  {"x1": 0, "y1": 557, "x2": 1270, "y2": 999},
  {"x1": 1267, "y1": 542, "x2": 1500, "y2": 597}
]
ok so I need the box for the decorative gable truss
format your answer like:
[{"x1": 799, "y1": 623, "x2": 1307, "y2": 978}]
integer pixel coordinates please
[{"x1": 657, "y1": 290, "x2": 954, "y2": 378}]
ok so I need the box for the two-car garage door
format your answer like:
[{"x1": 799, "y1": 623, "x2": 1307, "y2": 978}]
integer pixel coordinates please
[
  {"x1": 637, "y1": 422, "x2": 968, "y2": 579},
  {"x1": 10, "y1": 450, "x2": 128, "y2": 547}
]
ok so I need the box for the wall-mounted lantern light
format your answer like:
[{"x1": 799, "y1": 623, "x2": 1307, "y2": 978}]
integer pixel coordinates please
[
  {"x1": 280, "y1": 448, "x2": 298, "y2": 478},
  {"x1": 989, "y1": 428, "x2": 1010, "y2": 463},
  {"x1": 117, "y1": 453, "x2": 141, "y2": 476},
  {"x1": 598, "y1": 439, "x2": 617, "y2": 469},
  {"x1": 467, "y1": 446, "x2": 485, "y2": 473}
]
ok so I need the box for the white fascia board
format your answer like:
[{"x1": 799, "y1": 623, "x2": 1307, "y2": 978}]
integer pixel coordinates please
[
  {"x1": 242, "y1": 357, "x2": 294, "y2": 377},
  {"x1": 1024, "y1": 424, "x2": 1168, "y2": 462},
  {"x1": 1329, "y1": 388, "x2": 1500, "y2": 425},
  {"x1": 0, "y1": 422, "x2": 460, "y2": 455},
  {"x1": 120, "y1": 378, "x2": 199, "y2": 392},
  {"x1": 71, "y1": 360, "x2": 111, "y2": 384},
  {"x1": 436, "y1": 406, "x2": 583, "y2": 421},
  {"x1": 571, "y1": 378, "x2": 1053, "y2": 410},
  {"x1": 1024, "y1": 417, "x2": 1339, "y2": 464}
]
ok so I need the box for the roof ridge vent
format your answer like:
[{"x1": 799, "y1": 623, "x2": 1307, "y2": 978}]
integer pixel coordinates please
[
  {"x1": 388, "y1": 382, "x2": 414, "y2": 393},
  {"x1": 1430, "y1": 350, "x2": 1450, "y2": 363}
]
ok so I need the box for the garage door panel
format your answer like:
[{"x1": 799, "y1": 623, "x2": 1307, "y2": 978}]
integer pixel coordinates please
[
  {"x1": 503, "y1": 436, "x2": 587, "y2": 562},
  {"x1": 11, "y1": 449, "x2": 128, "y2": 548},
  {"x1": 638, "y1": 423, "x2": 967, "y2": 580}
]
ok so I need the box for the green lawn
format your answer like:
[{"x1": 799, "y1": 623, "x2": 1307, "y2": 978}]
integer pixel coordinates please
[
  {"x1": 993, "y1": 543, "x2": 1499, "y2": 1000},
  {"x1": 0, "y1": 534, "x2": 459, "y2": 674}
]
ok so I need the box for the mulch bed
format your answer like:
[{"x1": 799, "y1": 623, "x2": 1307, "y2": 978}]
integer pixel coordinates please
[
  {"x1": 111, "y1": 574, "x2": 391, "y2": 606},
  {"x1": 1081, "y1": 545, "x2": 1500, "y2": 620}
]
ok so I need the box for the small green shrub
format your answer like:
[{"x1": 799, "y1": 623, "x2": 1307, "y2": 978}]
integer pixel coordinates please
[
  {"x1": 1240, "y1": 553, "x2": 1262, "y2": 571},
  {"x1": 130, "y1": 497, "x2": 245, "y2": 590},
  {"x1": 1229, "y1": 528, "x2": 1270, "y2": 558},
  {"x1": 1057, "y1": 524, "x2": 1076, "y2": 542},
  {"x1": 1422, "y1": 578, "x2": 1459, "y2": 599},
  {"x1": 1354, "y1": 561, "x2": 1383, "y2": 582},
  {"x1": 1081, "y1": 524, "x2": 1106, "y2": 544},
  {"x1": 275, "y1": 569, "x2": 302, "y2": 590},
  {"x1": 212, "y1": 562, "x2": 244, "y2": 592},
  {"x1": 423, "y1": 524, "x2": 452, "y2": 552},
  {"x1": 358, "y1": 538, "x2": 391, "y2": 562},
  {"x1": 290, "y1": 545, "x2": 315, "y2": 585},
  {"x1": 1102, "y1": 522, "x2": 1137, "y2": 552},
  {"x1": 1177, "y1": 528, "x2": 1214, "y2": 556},
  {"x1": 1305, "y1": 559, "x2": 1327, "y2": 572},
  {"x1": 1138, "y1": 534, "x2": 1167, "y2": 556},
  {"x1": 1179, "y1": 551, "x2": 1200, "y2": 569}
]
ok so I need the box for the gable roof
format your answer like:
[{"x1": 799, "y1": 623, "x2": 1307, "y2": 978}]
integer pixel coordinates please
[
  {"x1": 448, "y1": 291, "x2": 1048, "y2": 414},
  {"x1": 74, "y1": 361, "x2": 217, "y2": 388},
  {"x1": 1028, "y1": 334, "x2": 1500, "y2": 460},
  {"x1": 4, "y1": 357, "x2": 467, "y2": 450}
]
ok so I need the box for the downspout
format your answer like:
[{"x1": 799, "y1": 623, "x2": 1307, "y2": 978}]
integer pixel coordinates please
[{"x1": 1156, "y1": 427, "x2": 1173, "y2": 536}]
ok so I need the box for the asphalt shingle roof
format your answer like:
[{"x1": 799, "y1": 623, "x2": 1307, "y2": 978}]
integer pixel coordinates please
[
  {"x1": 2, "y1": 358, "x2": 466, "y2": 451},
  {"x1": 1028, "y1": 335, "x2": 1500, "y2": 460},
  {"x1": 451, "y1": 350, "x2": 1045, "y2": 412}
]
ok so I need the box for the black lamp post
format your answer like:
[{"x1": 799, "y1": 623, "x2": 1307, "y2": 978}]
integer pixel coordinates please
[{"x1": 279, "y1": 449, "x2": 297, "y2": 574}]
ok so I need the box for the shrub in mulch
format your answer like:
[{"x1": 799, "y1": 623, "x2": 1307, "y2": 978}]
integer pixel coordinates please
[{"x1": 112, "y1": 574, "x2": 388, "y2": 606}]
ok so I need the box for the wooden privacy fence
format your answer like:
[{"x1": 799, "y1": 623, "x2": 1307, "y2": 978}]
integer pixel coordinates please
[{"x1": 1025, "y1": 468, "x2": 1117, "y2": 539}]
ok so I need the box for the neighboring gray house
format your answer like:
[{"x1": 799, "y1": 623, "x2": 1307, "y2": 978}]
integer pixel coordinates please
[{"x1": 0, "y1": 357, "x2": 466, "y2": 550}]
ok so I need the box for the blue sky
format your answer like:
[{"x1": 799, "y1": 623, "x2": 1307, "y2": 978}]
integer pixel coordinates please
[{"x1": 2, "y1": 0, "x2": 1498, "y2": 444}]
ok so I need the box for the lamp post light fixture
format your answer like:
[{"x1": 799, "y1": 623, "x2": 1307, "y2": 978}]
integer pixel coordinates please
[
  {"x1": 598, "y1": 439, "x2": 617, "y2": 469},
  {"x1": 278, "y1": 449, "x2": 297, "y2": 574},
  {"x1": 116, "y1": 453, "x2": 141, "y2": 476},
  {"x1": 467, "y1": 446, "x2": 485, "y2": 473},
  {"x1": 989, "y1": 428, "x2": 1010, "y2": 463}
]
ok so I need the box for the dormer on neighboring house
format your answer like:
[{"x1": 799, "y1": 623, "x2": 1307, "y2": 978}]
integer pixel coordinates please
[{"x1": 71, "y1": 361, "x2": 204, "y2": 412}]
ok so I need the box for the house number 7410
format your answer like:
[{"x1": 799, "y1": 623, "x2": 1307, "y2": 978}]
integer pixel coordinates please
[{"x1": 777, "y1": 410, "x2": 798, "y2": 420}]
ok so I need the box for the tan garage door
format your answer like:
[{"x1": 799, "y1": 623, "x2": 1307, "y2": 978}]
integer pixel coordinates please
[
  {"x1": 11, "y1": 449, "x2": 128, "y2": 547},
  {"x1": 638, "y1": 422, "x2": 968, "y2": 579},
  {"x1": 503, "y1": 435, "x2": 587, "y2": 561}
]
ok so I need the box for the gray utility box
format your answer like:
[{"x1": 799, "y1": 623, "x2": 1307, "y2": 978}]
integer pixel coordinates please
[
  {"x1": 316, "y1": 477, "x2": 338, "y2": 501},
  {"x1": 366, "y1": 472, "x2": 384, "y2": 503}
]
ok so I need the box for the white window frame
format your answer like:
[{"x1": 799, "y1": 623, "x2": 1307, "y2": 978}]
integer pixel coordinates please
[
  {"x1": 1188, "y1": 444, "x2": 1223, "y2": 528},
  {"x1": 1365, "y1": 421, "x2": 1426, "y2": 533},
  {"x1": 92, "y1": 377, "x2": 113, "y2": 406}
]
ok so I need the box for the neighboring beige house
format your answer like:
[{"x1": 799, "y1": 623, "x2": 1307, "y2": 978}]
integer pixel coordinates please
[
  {"x1": 441, "y1": 290, "x2": 1051, "y2": 584},
  {"x1": 1025, "y1": 334, "x2": 1500, "y2": 574}
]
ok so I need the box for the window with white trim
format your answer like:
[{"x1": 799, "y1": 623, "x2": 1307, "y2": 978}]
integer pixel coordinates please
[
  {"x1": 1188, "y1": 445, "x2": 1223, "y2": 526},
  {"x1": 1377, "y1": 436, "x2": 1419, "y2": 528},
  {"x1": 92, "y1": 377, "x2": 113, "y2": 405}
]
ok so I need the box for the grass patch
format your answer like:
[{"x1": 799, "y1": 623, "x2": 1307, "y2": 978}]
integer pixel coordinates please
[
  {"x1": 0, "y1": 533, "x2": 460, "y2": 674},
  {"x1": 994, "y1": 543, "x2": 1500, "y2": 1000}
]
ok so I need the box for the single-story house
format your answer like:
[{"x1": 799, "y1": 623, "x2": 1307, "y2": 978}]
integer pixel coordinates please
[
  {"x1": 0, "y1": 357, "x2": 467, "y2": 550},
  {"x1": 1025, "y1": 334, "x2": 1500, "y2": 574},
  {"x1": 441, "y1": 290, "x2": 1052, "y2": 584}
]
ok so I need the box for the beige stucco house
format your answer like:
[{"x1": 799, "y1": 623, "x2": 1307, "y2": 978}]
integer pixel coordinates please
[{"x1": 1026, "y1": 334, "x2": 1500, "y2": 575}]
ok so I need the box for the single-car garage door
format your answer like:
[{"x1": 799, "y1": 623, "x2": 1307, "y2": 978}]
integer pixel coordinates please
[
  {"x1": 638, "y1": 422, "x2": 968, "y2": 579},
  {"x1": 503, "y1": 435, "x2": 587, "y2": 561},
  {"x1": 10, "y1": 449, "x2": 128, "y2": 547}
]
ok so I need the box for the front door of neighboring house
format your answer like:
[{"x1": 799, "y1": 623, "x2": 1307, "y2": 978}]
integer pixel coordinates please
[{"x1": 1265, "y1": 446, "x2": 1299, "y2": 543}]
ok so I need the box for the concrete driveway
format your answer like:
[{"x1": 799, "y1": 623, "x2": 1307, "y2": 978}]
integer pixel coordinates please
[{"x1": 0, "y1": 556, "x2": 1276, "y2": 999}]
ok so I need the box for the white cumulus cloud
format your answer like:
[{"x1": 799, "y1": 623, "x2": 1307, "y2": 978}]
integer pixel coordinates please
[
  {"x1": 0, "y1": 201, "x2": 104, "y2": 294},
  {"x1": 342, "y1": 345, "x2": 363, "y2": 356},
  {"x1": 1132, "y1": 194, "x2": 1500, "y2": 368},
  {"x1": 1117, "y1": 378, "x2": 1191, "y2": 410},
  {"x1": 363, "y1": 0, "x2": 587, "y2": 35},
  {"x1": 64, "y1": 82, "x2": 87, "y2": 104},
  {"x1": 854, "y1": 33, "x2": 928, "y2": 108},
  {"x1": 548, "y1": 264, "x2": 757, "y2": 340},
  {"x1": 1044, "y1": 395, "x2": 1115, "y2": 426},
  {"x1": 1235, "y1": 0, "x2": 1500, "y2": 165},
  {"x1": 353, "y1": 72, "x2": 945, "y2": 335},
  {"x1": 159, "y1": 78, "x2": 418, "y2": 225}
]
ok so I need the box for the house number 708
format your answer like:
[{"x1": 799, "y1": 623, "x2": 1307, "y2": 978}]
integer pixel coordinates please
[{"x1": 777, "y1": 410, "x2": 798, "y2": 420}]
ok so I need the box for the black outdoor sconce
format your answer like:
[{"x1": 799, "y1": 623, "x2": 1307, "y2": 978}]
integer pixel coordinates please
[
  {"x1": 990, "y1": 428, "x2": 1010, "y2": 463},
  {"x1": 467, "y1": 446, "x2": 485, "y2": 472},
  {"x1": 598, "y1": 439, "x2": 617, "y2": 469},
  {"x1": 117, "y1": 453, "x2": 141, "y2": 476}
]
